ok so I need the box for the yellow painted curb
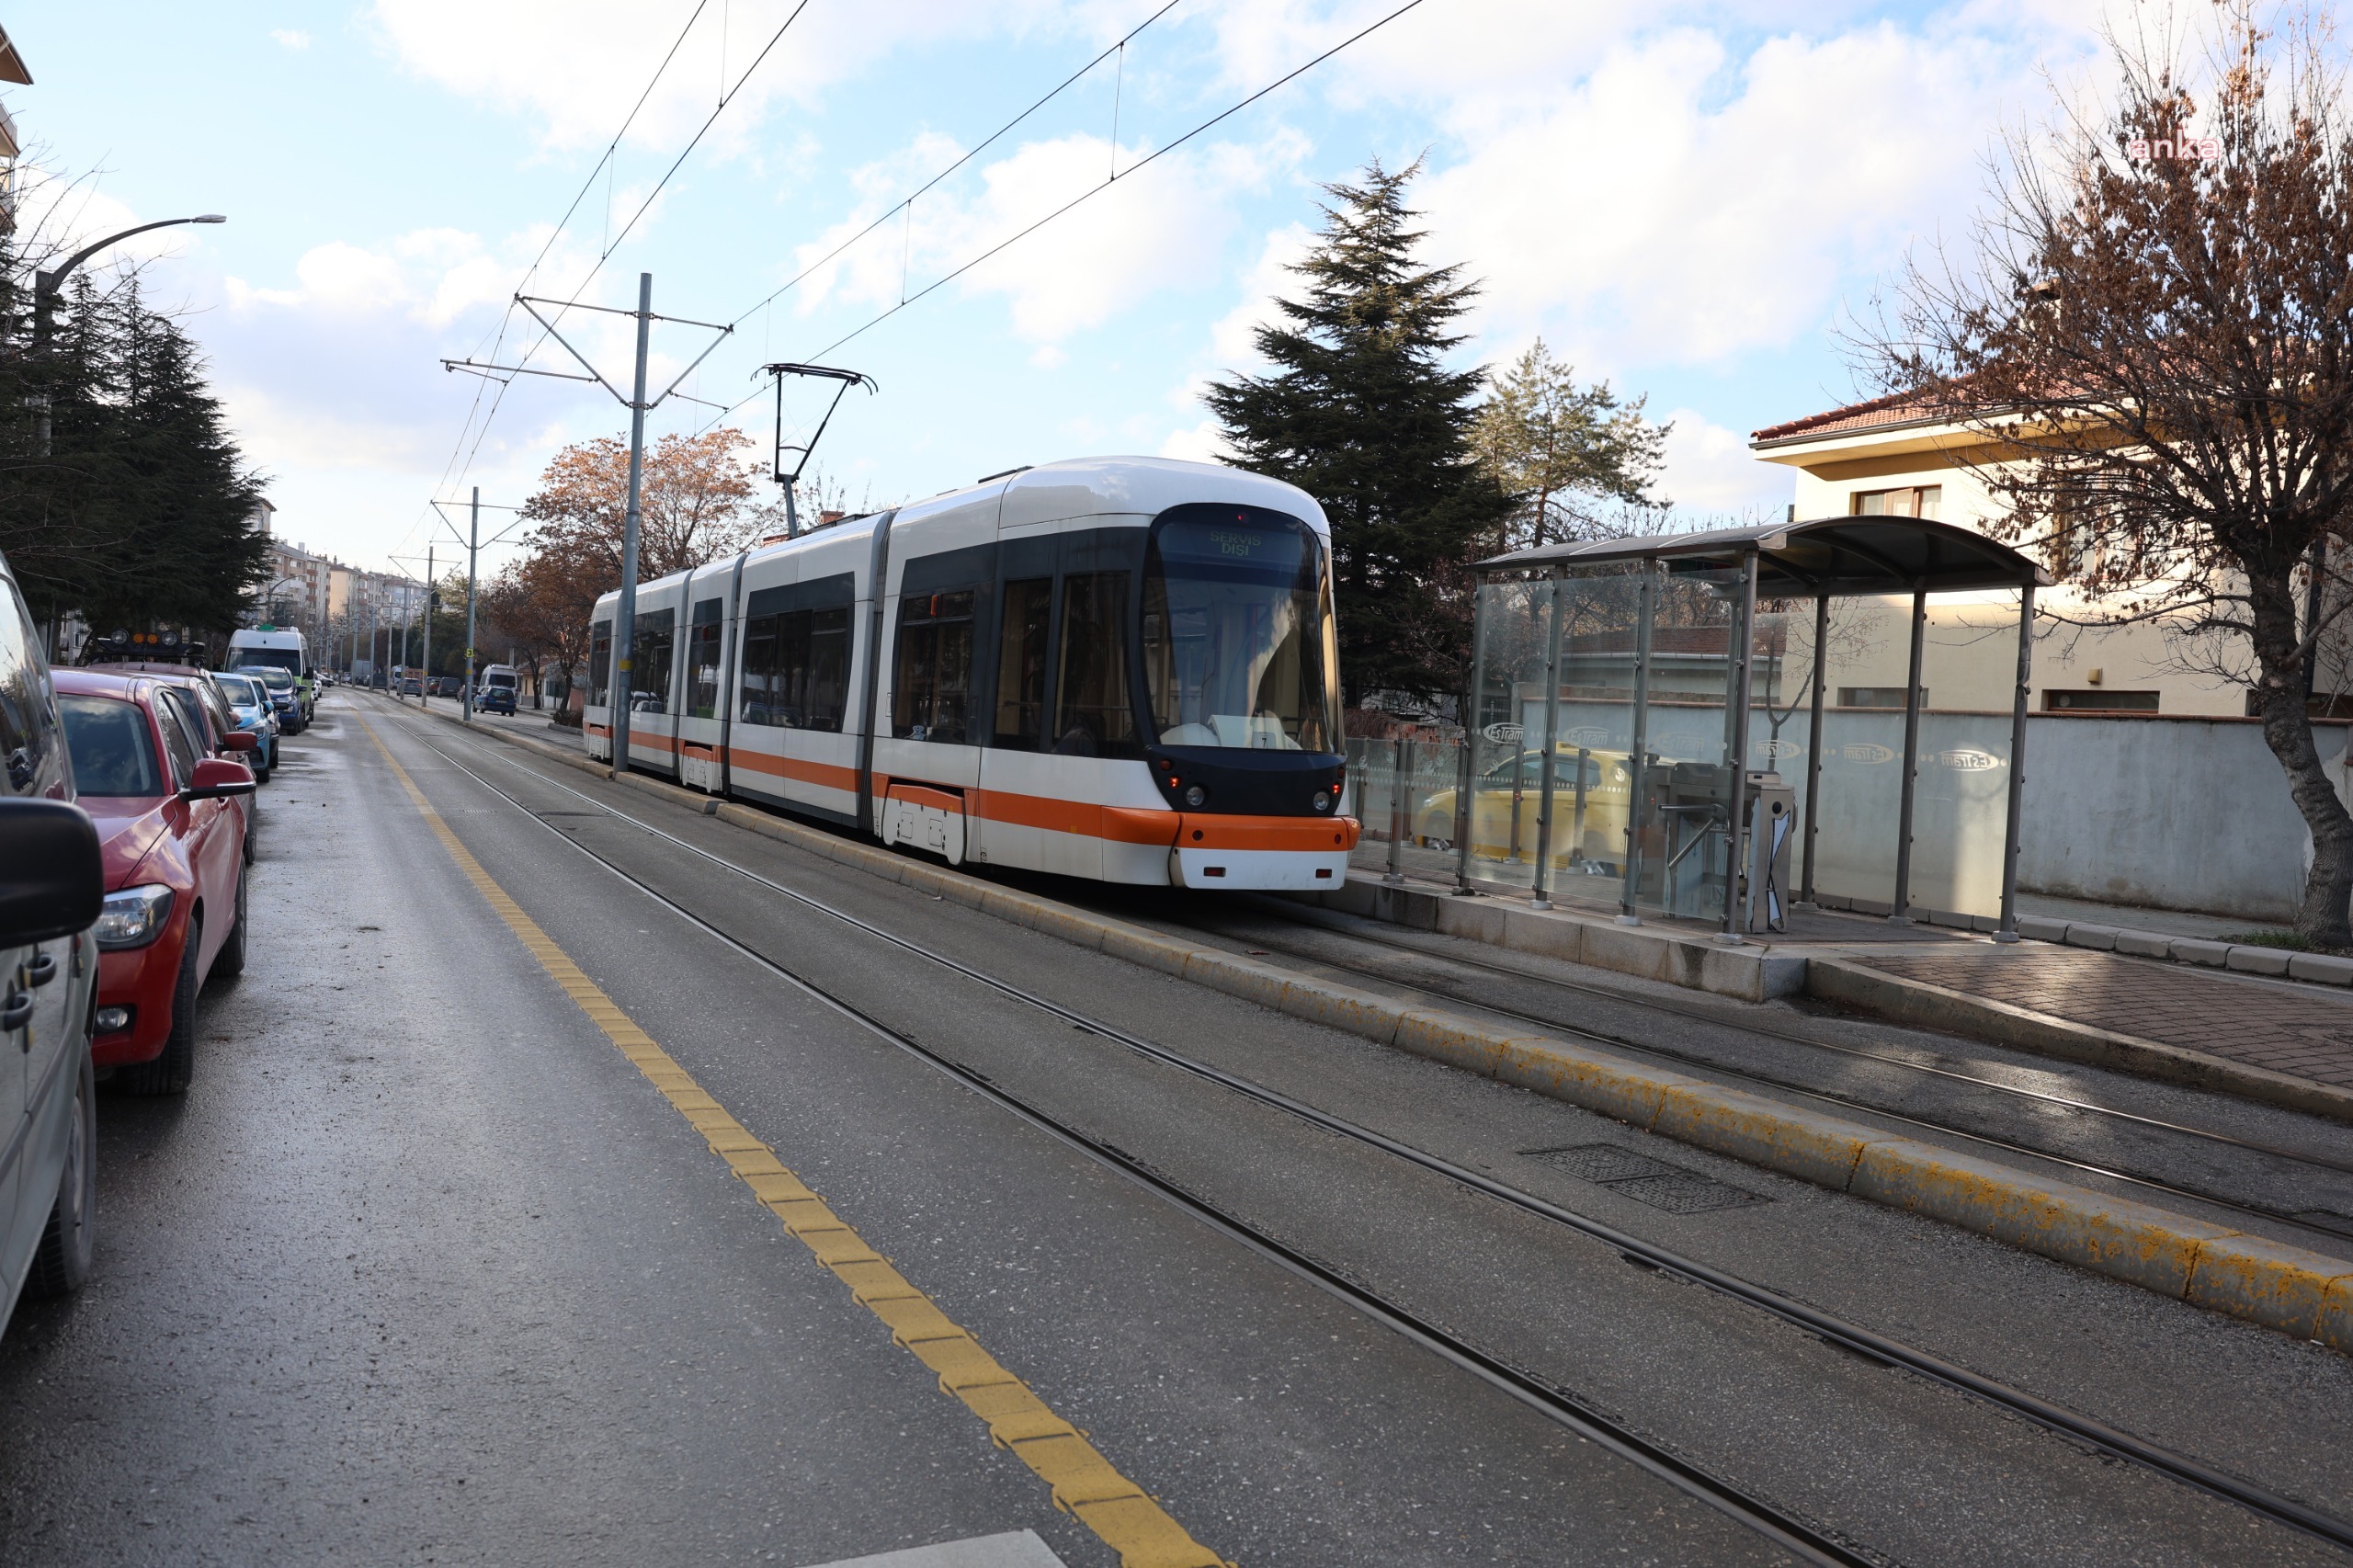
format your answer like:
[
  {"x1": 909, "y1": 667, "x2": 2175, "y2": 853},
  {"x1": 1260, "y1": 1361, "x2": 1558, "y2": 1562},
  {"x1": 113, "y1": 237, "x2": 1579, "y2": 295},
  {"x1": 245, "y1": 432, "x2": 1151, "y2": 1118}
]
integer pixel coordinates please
[{"x1": 381, "y1": 697, "x2": 2353, "y2": 1354}]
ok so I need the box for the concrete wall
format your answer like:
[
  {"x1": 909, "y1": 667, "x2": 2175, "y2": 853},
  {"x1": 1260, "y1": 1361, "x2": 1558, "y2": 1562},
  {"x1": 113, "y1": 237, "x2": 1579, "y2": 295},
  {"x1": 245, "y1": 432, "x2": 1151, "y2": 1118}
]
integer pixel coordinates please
[{"x1": 2017, "y1": 714, "x2": 2352, "y2": 922}]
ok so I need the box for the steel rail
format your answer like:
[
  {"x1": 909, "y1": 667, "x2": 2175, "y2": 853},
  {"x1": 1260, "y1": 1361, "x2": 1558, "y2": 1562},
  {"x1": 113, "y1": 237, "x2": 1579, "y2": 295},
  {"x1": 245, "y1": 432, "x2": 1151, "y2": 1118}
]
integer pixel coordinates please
[
  {"x1": 1230, "y1": 899, "x2": 2353, "y2": 1178},
  {"x1": 392, "y1": 715, "x2": 2353, "y2": 1558},
  {"x1": 1135, "y1": 911, "x2": 2353, "y2": 1245},
  {"x1": 394, "y1": 723, "x2": 1871, "y2": 1568}
]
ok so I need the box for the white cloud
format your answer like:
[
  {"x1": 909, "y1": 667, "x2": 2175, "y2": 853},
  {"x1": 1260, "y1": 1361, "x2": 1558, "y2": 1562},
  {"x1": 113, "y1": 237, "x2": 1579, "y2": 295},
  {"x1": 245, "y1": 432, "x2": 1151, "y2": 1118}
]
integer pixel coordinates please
[
  {"x1": 792, "y1": 129, "x2": 1304, "y2": 344},
  {"x1": 1654, "y1": 410, "x2": 1789, "y2": 516},
  {"x1": 272, "y1": 28, "x2": 312, "y2": 50},
  {"x1": 368, "y1": 0, "x2": 1071, "y2": 156},
  {"x1": 1415, "y1": 20, "x2": 2096, "y2": 366},
  {"x1": 1158, "y1": 419, "x2": 1230, "y2": 463}
]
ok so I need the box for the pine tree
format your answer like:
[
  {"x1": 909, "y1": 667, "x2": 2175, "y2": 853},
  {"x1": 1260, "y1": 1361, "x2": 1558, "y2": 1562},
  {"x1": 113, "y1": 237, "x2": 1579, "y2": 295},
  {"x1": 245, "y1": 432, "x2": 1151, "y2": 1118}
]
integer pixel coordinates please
[
  {"x1": 1205, "y1": 159, "x2": 1508, "y2": 707},
  {"x1": 1471, "y1": 339, "x2": 1669, "y2": 551},
  {"x1": 0, "y1": 267, "x2": 266, "y2": 639}
]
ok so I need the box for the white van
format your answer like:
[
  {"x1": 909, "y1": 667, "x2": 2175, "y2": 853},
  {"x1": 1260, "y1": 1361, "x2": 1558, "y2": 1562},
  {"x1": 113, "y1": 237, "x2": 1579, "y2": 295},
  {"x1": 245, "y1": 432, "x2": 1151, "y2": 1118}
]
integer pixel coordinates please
[{"x1": 227, "y1": 628, "x2": 312, "y2": 719}]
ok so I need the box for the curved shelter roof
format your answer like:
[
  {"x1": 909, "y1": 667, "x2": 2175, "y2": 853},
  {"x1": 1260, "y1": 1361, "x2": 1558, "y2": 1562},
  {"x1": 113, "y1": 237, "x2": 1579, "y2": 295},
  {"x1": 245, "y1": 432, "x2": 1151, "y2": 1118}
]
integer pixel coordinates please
[{"x1": 1477, "y1": 516, "x2": 2051, "y2": 597}]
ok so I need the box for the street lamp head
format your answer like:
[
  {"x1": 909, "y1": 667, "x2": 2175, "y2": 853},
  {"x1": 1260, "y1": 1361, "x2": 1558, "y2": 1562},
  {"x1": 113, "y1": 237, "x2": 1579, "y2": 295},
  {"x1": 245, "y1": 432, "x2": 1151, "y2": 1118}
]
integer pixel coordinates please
[{"x1": 193, "y1": 214, "x2": 227, "y2": 224}]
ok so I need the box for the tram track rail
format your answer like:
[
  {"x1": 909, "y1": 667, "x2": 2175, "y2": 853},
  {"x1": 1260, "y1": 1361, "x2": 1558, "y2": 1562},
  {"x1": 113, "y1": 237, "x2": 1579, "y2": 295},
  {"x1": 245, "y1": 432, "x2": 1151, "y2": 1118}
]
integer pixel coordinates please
[
  {"x1": 386, "y1": 710, "x2": 2353, "y2": 1562},
  {"x1": 1113, "y1": 902, "x2": 2353, "y2": 1248}
]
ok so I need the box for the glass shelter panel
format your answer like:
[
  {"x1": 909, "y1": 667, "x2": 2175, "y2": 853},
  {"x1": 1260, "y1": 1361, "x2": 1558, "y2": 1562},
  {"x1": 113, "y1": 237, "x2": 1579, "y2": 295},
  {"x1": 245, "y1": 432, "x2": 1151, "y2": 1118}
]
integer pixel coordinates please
[
  {"x1": 1798, "y1": 591, "x2": 2024, "y2": 921},
  {"x1": 1449, "y1": 577, "x2": 1555, "y2": 893},
  {"x1": 1626, "y1": 563, "x2": 1742, "y2": 924}
]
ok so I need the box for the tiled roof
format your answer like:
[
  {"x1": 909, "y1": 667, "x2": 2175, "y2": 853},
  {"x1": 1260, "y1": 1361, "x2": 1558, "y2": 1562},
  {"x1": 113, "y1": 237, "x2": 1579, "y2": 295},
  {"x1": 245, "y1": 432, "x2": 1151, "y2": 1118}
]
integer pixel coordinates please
[{"x1": 1750, "y1": 389, "x2": 1963, "y2": 445}]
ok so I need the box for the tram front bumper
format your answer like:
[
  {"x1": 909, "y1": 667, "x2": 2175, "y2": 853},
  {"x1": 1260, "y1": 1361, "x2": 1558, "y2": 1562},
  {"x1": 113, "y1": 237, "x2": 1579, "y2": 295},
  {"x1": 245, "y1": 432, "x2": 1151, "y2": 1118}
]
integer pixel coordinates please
[{"x1": 1166, "y1": 813, "x2": 1359, "y2": 890}]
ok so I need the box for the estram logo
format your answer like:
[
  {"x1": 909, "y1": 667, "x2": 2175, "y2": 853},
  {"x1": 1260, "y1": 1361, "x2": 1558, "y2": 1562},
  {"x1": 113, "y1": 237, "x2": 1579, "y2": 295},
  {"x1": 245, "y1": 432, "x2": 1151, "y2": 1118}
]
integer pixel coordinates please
[{"x1": 2128, "y1": 134, "x2": 2221, "y2": 161}]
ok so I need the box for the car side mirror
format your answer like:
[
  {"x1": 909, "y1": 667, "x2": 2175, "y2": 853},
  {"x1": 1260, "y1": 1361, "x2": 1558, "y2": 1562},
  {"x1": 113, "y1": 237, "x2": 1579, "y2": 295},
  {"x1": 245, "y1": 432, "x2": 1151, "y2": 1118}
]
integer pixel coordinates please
[
  {"x1": 220, "y1": 730, "x2": 258, "y2": 753},
  {"x1": 182, "y1": 757, "x2": 257, "y2": 801},
  {"x1": 0, "y1": 800, "x2": 104, "y2": 946}
]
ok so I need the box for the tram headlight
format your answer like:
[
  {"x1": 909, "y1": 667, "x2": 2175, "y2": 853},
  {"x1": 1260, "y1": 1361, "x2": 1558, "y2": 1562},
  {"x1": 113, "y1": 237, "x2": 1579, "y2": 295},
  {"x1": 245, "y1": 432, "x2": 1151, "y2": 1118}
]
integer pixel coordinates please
[
  {"x1": 1182, "y1": 783, "x2": 1208, "y2": 809},
  {"x1": 1313, "y1": 791, "x2": 1334, "y2": 812}
]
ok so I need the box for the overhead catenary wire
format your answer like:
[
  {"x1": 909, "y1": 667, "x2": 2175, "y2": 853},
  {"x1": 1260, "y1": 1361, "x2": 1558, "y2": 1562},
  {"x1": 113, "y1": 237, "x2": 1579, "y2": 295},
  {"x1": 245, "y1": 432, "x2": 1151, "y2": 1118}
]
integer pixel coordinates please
[
  {"x1": 692, "y1": 0, "x2": 1427, "y2": 439},
  {"x1": 415, "y1": 0, "x2": 720, "y2": 535},
  {"x1": 408, "y1": 0, "x2": 811, "y2": 568}
]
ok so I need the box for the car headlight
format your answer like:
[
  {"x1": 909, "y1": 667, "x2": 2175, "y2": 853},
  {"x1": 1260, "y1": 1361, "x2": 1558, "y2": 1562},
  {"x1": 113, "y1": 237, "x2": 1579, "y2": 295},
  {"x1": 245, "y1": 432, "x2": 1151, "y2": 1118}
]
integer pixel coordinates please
[{"x1": 96, "y1": 884, "x2": 175, "y2": 950}]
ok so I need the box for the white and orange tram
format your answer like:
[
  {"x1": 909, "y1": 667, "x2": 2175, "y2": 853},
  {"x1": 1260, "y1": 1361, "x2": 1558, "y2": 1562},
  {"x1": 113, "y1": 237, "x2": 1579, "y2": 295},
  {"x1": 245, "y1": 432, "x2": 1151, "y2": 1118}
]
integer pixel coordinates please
[{"x1": 583, "y1": 456, "x2": 1360, "y2": 889}]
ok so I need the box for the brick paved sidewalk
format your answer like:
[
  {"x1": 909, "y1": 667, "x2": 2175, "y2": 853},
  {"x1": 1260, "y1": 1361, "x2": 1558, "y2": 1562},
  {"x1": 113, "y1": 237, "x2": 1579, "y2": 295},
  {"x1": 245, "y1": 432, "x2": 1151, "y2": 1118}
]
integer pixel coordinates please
[{"x1": 1855, "y1": 945, "x2": 2353, "y2": 1092}]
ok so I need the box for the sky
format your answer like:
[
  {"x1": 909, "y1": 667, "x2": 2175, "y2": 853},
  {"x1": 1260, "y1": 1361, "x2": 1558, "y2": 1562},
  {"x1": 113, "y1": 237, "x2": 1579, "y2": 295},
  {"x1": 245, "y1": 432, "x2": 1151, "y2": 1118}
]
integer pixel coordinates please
[{"x1": 7, "y1": 0, "x2": 2111, "y2": 582}]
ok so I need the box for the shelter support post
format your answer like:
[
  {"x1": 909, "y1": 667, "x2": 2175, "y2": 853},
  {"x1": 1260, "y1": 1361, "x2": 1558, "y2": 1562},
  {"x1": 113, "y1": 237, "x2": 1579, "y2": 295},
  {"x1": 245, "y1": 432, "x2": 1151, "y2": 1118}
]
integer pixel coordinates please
[
  {"x1": 1618, "y1": 563, "x2": 1655, "y2": 926},
  {"x1": 1530, "y1": 570, "x2": 1567, "y2": 910},
  {"x1": 1717, "y1": 551, "x2": 1759, "y2": 944},
  {"x1": 1797, "y1": 590, "x2": 1828, "y2": 909},
  {"x1": 1891, "y1": 584, "x2": 1928, "y2": 922},
  {"x1": 1384, "y1": 734, "x2": 1409, "y2": 886},
  {"x1": 1995, "y1": 584, "x2": 2035, "y2": 942},
  {"x1": 1454, "y1": 586, "x2": 1489, "y2": 894}
]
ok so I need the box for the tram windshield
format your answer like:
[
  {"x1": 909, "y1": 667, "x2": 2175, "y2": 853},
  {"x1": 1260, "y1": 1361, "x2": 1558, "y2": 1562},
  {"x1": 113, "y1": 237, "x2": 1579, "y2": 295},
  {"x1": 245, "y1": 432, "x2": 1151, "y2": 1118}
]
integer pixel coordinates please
[{"x1": 1141, "y1": 506, "x2": 1336, "y2": 753}]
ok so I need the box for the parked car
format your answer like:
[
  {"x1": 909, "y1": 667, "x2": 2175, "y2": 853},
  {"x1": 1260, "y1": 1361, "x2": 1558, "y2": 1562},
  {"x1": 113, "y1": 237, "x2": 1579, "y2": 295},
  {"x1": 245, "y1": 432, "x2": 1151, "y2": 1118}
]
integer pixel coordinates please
[
  {"x1": 55, "y1": 669, "x2": 257, "y2": 1095},
  {"x1": 236, "y1": 664, "x2": 306, "y2": 734},
  {"x1": 0, "y1": 548, "x2": 105, "y2": 1329},
  {"x1": 1412, "y1": 745, "x2": 1633, "y2": 869},
  {"x1": 432, "y1": 675, "x2": 463, "y2": 699},
  {"x1": 398, "y1": 674, "x2": 423, "y2": 697},
  {"x1": 210, "y1": 671, "x2": 281, "y2": 781}
]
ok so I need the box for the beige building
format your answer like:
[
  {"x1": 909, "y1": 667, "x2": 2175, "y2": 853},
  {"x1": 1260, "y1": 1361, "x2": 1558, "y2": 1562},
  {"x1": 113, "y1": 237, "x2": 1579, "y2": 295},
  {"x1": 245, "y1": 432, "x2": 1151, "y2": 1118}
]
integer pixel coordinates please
[{"x1": 1749, "y1": 393, "x2": 2253, "y2": 718}]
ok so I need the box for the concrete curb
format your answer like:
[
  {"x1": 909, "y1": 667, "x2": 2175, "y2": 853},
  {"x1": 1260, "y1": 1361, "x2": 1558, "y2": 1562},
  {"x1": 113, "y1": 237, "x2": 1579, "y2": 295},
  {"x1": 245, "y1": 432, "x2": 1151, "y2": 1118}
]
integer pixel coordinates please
[
  {"x1": 1287, "y1": 874, "x2": 1811, "y2": 1003},
  {"x1": 370, "y1": 697, "x2": 2353, "y2": 1353},
  {"x1": 1807, "y1": 956, "x2": 2353, "y2": 1127}
]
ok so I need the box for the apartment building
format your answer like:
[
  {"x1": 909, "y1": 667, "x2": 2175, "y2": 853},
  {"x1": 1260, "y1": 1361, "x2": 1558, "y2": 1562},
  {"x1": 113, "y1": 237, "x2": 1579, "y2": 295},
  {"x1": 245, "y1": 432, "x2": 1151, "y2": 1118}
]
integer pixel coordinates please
[{"x1": 1748, "y1": 393, "x2": 2255, "y2": 717}]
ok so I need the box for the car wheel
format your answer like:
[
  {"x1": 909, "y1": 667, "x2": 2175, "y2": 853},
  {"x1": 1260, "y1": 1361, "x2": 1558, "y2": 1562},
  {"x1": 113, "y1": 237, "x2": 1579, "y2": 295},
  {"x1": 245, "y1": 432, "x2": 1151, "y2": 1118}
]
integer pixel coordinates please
[
  {"x1": 213, "y1": 866, "x2": 249, "y2": 980},
  {"x1": 117, "y1": 920, "x2": 200, "y2": 1096},
  {"x1": 27, "y1": 1051, "x2": 97, "y2": 1298}
]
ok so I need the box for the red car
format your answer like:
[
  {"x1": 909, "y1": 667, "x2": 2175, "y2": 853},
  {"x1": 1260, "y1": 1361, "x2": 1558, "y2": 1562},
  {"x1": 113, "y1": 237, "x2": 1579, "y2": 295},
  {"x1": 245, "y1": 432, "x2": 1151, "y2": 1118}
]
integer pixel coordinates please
[{"x1": 52, "y1": 670, "x2": 257, "y2": 1094}]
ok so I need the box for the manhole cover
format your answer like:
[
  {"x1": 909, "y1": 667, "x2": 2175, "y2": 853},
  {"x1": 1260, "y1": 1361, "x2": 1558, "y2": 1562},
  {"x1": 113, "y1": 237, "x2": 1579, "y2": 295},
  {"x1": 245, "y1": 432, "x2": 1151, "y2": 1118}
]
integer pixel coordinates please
[{"x1": 1520, "y1": 1142, "x2": 1768, "y2": 1213}]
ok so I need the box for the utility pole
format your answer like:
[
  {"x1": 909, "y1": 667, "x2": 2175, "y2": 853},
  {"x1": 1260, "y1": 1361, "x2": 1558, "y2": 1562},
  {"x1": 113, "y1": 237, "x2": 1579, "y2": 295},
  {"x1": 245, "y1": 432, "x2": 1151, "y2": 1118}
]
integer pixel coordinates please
[
  {"x1": 442, "y1": 271, "x2": 732, "y2": 779},
  {"x1": 615, "y1": 275, "x2": 654, "y2": 770},
  {"x1": 30, "y1": 215, "x2": 226, "y2": 456}
]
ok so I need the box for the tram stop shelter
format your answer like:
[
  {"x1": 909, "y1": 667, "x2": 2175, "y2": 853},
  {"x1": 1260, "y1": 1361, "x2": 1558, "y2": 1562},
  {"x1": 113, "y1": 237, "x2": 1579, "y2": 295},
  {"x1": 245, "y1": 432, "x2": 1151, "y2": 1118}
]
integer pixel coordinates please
[{"x1": 1449, "y1": 515, "x2": 2051, "y2": 943}]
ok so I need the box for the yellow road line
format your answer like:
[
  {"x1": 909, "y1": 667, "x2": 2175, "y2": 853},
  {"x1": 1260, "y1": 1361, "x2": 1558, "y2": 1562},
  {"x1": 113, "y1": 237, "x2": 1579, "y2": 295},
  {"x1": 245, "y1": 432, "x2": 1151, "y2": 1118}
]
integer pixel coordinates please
[{"x1": 356, "y1": 713, "x2": 1230, "y2": 1568}]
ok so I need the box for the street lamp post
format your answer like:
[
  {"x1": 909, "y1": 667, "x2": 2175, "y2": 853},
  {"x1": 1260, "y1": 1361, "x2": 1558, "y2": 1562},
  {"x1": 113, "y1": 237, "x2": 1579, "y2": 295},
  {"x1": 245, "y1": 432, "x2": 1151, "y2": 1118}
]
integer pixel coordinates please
[{"x1": 30, "y1": 214, "x2": 226, "y2": 455}]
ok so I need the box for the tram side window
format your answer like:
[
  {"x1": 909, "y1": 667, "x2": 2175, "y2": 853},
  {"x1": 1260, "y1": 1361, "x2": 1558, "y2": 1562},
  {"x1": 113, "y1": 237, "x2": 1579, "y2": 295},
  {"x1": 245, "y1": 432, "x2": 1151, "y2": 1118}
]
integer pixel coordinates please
[
  {"x1": 588, "y1": 620, "x2": 612, "y2": 707},
  {"x1": 805, "y1": 606, "x2": 849, "y2": 731},
  {"x1": 631, "y1": 608, "x2": 676, "y2": 715},
  {"x1": 893, "y1": 589, "x2": 974, "y2": 744},
  {"x1": 1053, "y1": 572, "x2": 1137, "y2": 756},
  {"x1": 740, "y1": 606, "x2": 851, "y2": 731},
  {"x1": 688, "y1": 598, "x2": 723, "y2": 719},
  {"x1": 740, "y1": 613, "x2": 780, "y2": 724},
  {"x1": 994, "y1": 577, "x2": 1051, "y2": 749}
]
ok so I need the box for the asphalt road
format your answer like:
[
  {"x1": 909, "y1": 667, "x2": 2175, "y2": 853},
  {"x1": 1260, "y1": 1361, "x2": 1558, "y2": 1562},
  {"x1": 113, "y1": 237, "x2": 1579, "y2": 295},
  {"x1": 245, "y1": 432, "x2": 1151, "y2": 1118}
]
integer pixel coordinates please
[{"x1": 3, "y1": 692, "x2": 2348, "y2": 1567}]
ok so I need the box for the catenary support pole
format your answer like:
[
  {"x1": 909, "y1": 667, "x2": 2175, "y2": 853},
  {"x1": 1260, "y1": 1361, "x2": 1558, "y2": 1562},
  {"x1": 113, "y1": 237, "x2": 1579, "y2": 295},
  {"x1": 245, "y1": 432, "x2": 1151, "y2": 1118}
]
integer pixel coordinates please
[
  {"x1": 1619, "y1": 562, "x2": 1655, "y2": 926},
  {"x1": 1530, "y1": 568, "x2": 1567, "y2": 910},
  {"x1": 462, "y1": 486, "x2": 480, "y2": 722},
  {"x1": 1995, "y1": 583, "x2": 2036, "y2": 942},
  {"x1": 1891, "y1": 583, "x2": 1928, "y2": 922},
  {"x1": 1798, "y1": 590, "x2": 1829, "y2": 908},
  {"x1": 613, "y1": 272, "x2": 654, "y2": 778},
  {"x1": 1718, "y1": 551, "x2": 1759, "y2": 943}
]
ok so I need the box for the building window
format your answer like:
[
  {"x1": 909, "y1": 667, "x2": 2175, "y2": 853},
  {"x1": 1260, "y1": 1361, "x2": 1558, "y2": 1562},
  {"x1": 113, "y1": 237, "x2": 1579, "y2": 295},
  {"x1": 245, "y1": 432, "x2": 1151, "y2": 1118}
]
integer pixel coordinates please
[
  {"x1": 1838, "y1": 686, "x2": 1927, "y2": 709},
  {"x1": 2045, "y1": 689, "x2": 2158, "y2": 712},
  {"x1": 1852, "y1": 485, "x2": 1942, "y2": 520}
]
